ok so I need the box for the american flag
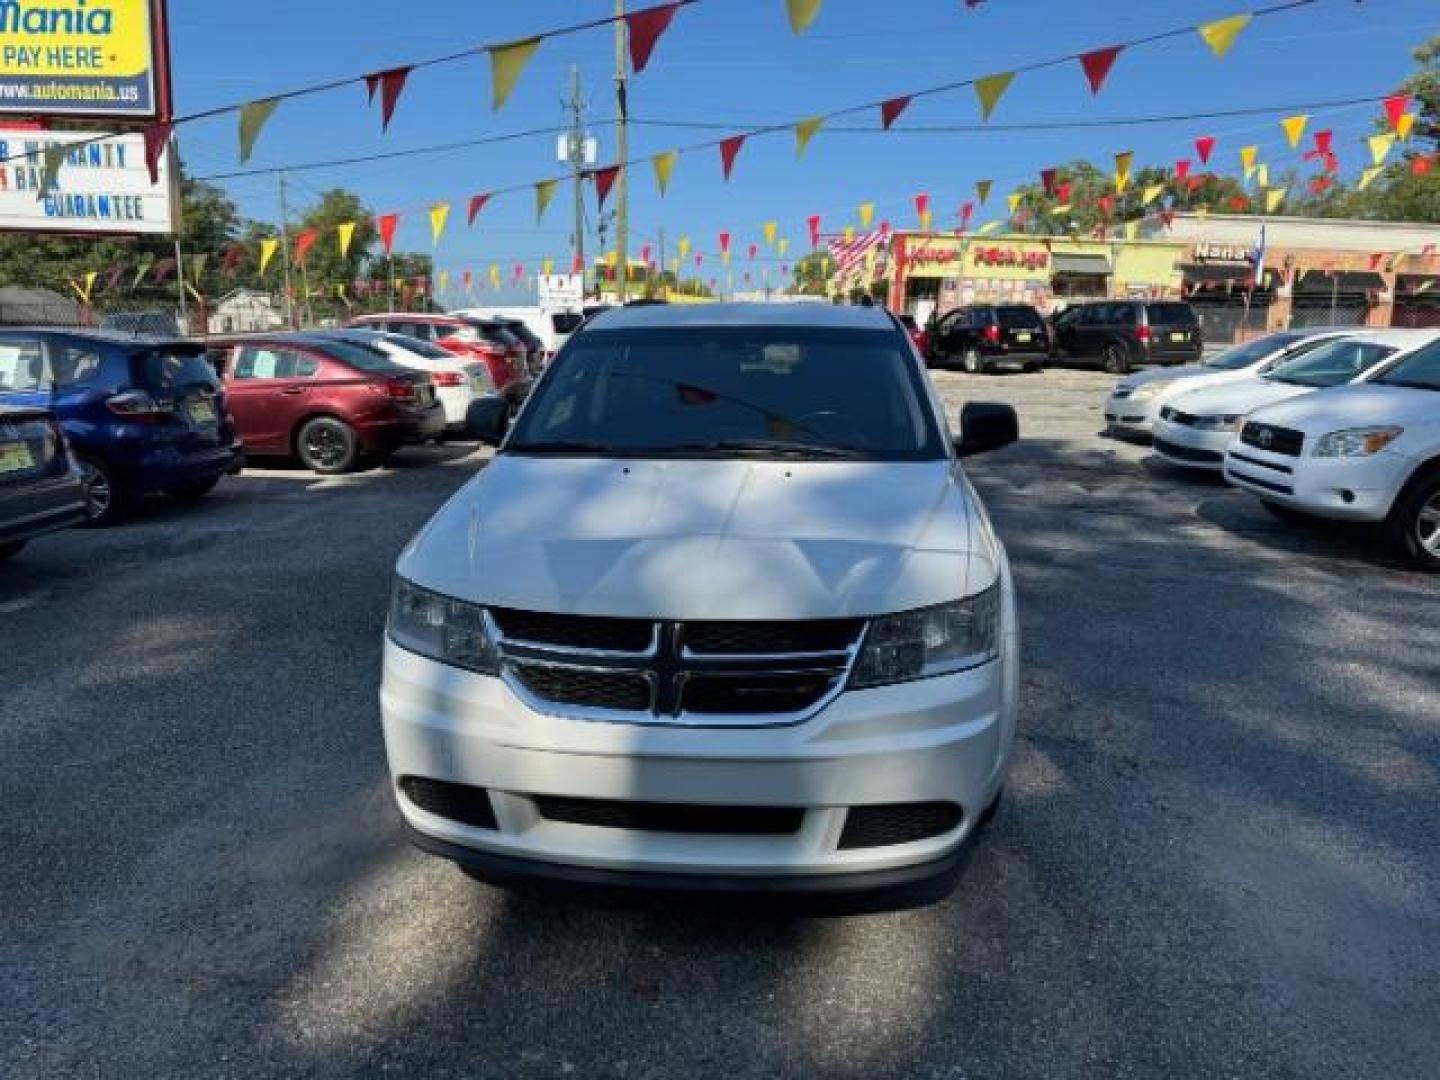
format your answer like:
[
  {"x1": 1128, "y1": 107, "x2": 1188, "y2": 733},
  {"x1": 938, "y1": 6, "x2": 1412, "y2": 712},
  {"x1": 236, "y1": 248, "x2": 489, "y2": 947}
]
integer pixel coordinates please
[{"x1": 827, "y1": 229, "x2": 888, "y2": 281}]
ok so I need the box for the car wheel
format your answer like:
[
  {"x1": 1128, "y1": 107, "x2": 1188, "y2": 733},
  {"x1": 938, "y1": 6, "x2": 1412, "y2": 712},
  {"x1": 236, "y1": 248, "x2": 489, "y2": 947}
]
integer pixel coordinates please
[
  {"x1": 1387, "y1": 468, "x2": 1440, "y2": 571},
  {"x1": 165, "y1": 476, "x2": 220, "y2": 502},
  {"x1": 962, "y1": 348, "x2": 985, "y2": 375},
  {"x1": 0, "y1": 539, "x2": 26, "y2": 562},
  {"x1": 297, "y1": 417, "x2": 360, "y2": 475},
  {"x1": 76, "y1": 457, "x2": 129, "y2": 527},
  {"x1": 1102, "y1": 345, "x2": 1130, "y2": 375}
]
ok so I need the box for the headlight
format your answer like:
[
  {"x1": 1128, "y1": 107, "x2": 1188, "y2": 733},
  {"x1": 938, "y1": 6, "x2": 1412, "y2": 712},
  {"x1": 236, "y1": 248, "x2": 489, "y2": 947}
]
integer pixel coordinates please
[
  {"x1": 1193, "y1": 413, "x2": 1245, "y2": 432},
  {"x1": 388, "y1": 576, "x2": 500, "y2": 675},
  {"x1": 849, "y1": 585, "x2": 1001, "y2": 689},
  {"x1": 1130, "y1": 380, "x2": 1172, "y2": 401},
  {"x1": 1312, "y1": 427, "x2": 1403, "y2": 458}
]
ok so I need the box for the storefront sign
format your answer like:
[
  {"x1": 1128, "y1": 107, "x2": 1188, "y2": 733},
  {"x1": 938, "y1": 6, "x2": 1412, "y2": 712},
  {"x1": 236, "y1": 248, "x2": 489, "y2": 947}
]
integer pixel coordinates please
[
  {"x1": 0, "y1": 128, "x2": 175, "y2": 233},
  {"x1": 0, "y1": 0, "x2": 170, "y2": 119},
  {"x1": 1192, "y1": 242, "x2": 1251, "y2": 264},
  {"x1": 537, "y1": 273, "x2": 583, "y2": 308},
  {"x1": 971, "y1": 246, "x2": 1049, "y2": 270}
]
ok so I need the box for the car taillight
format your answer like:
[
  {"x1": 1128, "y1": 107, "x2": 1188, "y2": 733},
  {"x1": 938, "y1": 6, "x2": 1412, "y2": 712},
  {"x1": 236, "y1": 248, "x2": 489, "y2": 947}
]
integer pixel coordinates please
[
  {"x1": 374, "y1": 377, "x2": 417, "y2": 400},
  {"x1": 430, "y1": 370, "x2": 465, "y2": 386},
  {"x1": 985, "y1": 324, "x2": 1001, "y2": 344},
  {"x1": 105, "y1": 390, "x2": 173, "y2": 424},
  {"x1": 1137, "y1": 325, "x2": 1153, "y2": 344}
]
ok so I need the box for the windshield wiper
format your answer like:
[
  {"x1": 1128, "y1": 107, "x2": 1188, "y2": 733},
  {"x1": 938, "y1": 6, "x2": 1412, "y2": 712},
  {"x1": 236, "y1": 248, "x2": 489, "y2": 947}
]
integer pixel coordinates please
[
  {"x1": 666, "y1": 439, "x2": 866, "y2": 459},
  {"x1": 506, "y1": 439, "x2": 621, "y2": 455}
]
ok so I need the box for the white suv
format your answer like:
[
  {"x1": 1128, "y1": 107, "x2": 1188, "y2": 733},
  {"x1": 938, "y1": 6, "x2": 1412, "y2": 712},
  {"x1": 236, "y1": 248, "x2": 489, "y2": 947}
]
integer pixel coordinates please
[
  {"x1": 380, "y1": 303, "x2": 1020, "y2": 901},
  {"x1": 1224, "y1": 334, "x2": 1440, "y2": 569}
]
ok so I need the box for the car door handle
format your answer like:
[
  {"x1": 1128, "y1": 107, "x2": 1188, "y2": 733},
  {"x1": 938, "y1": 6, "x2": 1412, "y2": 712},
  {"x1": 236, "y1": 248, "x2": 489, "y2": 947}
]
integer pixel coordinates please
[{"x1": 278, "y1": 386, "x2": 307, "y2": 396}]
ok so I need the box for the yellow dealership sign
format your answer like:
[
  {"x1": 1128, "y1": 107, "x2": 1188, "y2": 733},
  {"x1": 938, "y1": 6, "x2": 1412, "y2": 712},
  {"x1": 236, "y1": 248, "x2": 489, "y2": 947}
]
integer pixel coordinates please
[{"x1": 0, "y1": 0, "x2": 170, "y2": 119}]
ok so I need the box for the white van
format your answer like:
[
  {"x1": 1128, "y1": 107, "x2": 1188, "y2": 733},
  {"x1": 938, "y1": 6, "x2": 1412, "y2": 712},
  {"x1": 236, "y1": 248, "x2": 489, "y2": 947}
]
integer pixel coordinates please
[{"x1": 454, "y1": 306, "x2": 583, "y2": 359}]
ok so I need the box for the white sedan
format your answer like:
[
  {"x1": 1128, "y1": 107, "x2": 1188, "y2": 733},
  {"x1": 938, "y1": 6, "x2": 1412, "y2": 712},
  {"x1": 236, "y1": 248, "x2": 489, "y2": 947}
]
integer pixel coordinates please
[
  {"x1": 1103, "y1": 329, "x2": 1353, "y2": 438},
  {"x1": 1149, "y1": 330, "x2": 1435, "y2": 471},
  {"x1": 322, "y1": 329, "x2": 492, "y2": 432},
  {"x1": 1224, "y1": 335, "x2": 1440, "y2": 569}
]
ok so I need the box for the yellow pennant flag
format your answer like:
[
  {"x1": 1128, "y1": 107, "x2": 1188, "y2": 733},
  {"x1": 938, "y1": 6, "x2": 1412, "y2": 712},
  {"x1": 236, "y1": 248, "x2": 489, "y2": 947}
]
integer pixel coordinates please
[
  {"x1": 83, "y1": 269, "x2": 98, "y2": 300},
  {"x1": 1141, "y1": 183, "x2": 1165, "y2": 206},
  {"x1": 1197, "y1": 14, "x2": 1252, "y2": 59},
  {"x1": 535, "y1": 179, "x2": 558, "y2": 221},
  {"x1": 1255, "y1": 164, "x2": 1269, "y2": 189},
  {"x1": 1239, "y1": 145, "x2": 1258, "y2": 172},
  {"x1": 1053, "y1": 203, "x2": 1072, "y2": 216},
  {"x1": 843, "y1": 226, "x2": 855, "y2": 242},
  {"x1": 973, "y1": 72, "x2": 1014, "y2": 121},
  {"x1": 336, "y1": 221, "x2": 356, "y2": 258},
  {"x1": 977, "y1": 220, "x2": 1001, "y2": 236},
  {"x1": 763, "y1": 220, "x2": 778, "y2": 245},
  {"x1": 1113, "y1": 150, "x2": 1134, "y2": 193},
  {"x1": 543, "y1": 258, "x2": 554, "y2": 276},
  {"x1": 1124, "y1": 220, "x2": 1140, "y2": 242},
  {"x1": 438, "y1": 270, "x2": 450, "y2": 292},
  {"x1": 721, "y1": 250, "x2": 731, "y2": 266},
  {"x1": 1357, "y1": 165, "x2": 1382, "y2": 191},
  {"x1": 1391, "y1": 251, "x2": 1407, "y2": 272},
  {"x1": 777, "y1": 238, "x2": 790, "y2": 256},
  {"x1": 1368, "y1": 133, "x2": 1394, "y2": 166},
  {"x1": 1265, "y1": 187, "x2": 1286, "y2": 213},
  {"x1": 238, "y1": 98, "x2": 280, "y2": 164},
  {"x1": 1396, "y1": 112, "x2": 1415, "y2": 141},
  {"x1": 677, "y1": 235, "x2": 691, "y2": 260},
  {"x1": 786, "y1": 0, "x2": 822, "y2": 33},
  {"x1": 858, "y1": 202, "x2": 875, "y2": 228},
  {"x1": 258, "y1": 238, "x2": 279, "y2": 276},
  {"x1": 1280, "y1": 114, "x2": 1308, "y2": 149},
  {"x1": 605, "y1": 250, "x2": 618, "y2": 268},
  {"x1": 429, "y1": 202, "x2": 450, "y2": 246},
  {"x1": 489, "y1": 37, "x2": 541, "y2": 110},
  {"x1": 489, "y1": 263, "x2": 501, "y2": 289},
  {"x1": 793, "y1": 115, "x2": 824, "y2": 157},
  {"x1": 652, "y1": 150, "x2": 678, "y2": 195},
  {"x1": 975, "y1": 179, "x2": 992, "y2": 205},
  {"x1": 1007, "y1": 191, "x2": 1023, "y2": 214}
]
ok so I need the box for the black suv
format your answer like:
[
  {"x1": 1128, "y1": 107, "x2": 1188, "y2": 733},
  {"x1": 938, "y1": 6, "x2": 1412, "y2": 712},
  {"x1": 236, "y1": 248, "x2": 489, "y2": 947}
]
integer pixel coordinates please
[
  {"x1": 1050, "y1": 300, "x2": 1201, "y2": 373},
  {"x1": 926, "y1": 304, "x2": 1050, "y2": 373}
]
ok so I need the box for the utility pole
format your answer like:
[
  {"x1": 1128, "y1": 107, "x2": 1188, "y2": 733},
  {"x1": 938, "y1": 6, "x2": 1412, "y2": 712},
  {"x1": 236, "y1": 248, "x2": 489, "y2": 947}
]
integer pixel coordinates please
[
  {"x1": 614, "y1": 0, "x2": 629, "y2": 303},
  {"x1": 277, "y1": 171, "x2": 297, "y2": 328},
  {"x1": 173, "y1": 237, "x2": 188, "y2": 330},
  {"x1": 566, "y1": 64, "x2": 586, "y2": 297}
]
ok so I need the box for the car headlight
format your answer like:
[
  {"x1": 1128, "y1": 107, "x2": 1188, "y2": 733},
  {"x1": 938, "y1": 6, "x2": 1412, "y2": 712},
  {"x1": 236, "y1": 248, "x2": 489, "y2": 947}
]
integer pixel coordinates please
[
  {"x1": 1312, "y1": 427, "x2": 1403, "y2": 457},
  {"x1": 849, "y1": 585, "x2": 1001, "y2": 689},
  {"x1": 1193, "y1": 413, "x2": 1245, "y2": 432},
  {"x1": 1130, "y1": 380, "x2": 1172, "y2": 401},
  {"x1": 388, "y1": 576, "x2": 500, "y2": 675}
]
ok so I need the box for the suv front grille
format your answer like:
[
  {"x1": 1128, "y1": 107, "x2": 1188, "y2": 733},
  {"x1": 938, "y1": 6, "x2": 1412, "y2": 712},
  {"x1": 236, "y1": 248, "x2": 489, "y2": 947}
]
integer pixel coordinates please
[
  {"x1": 532, "y1": 796, "x2": 803, "y2": 835},
  {"x1": 494, "y1": 610, "x2": 865, "y2": 727},
  {"x1": 1240, "y1": 422, "x2": 1304, "y2": 457}
]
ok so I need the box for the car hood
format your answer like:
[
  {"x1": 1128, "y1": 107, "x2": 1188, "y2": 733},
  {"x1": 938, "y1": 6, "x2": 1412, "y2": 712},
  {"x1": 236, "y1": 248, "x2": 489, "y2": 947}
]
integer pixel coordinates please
[
  {"x1": 1167, "y1": 377, "x2": 1315, "y2": 417},
  {"x1": 397, "y1": 456, "x2": 993, "y2": 620},
  {"x1": 1115, "y1": 364, "x2": 1211, "y2": 392},
  {"x1": 1246, "y1": 383, "x2": 1440, "y2": 434}
]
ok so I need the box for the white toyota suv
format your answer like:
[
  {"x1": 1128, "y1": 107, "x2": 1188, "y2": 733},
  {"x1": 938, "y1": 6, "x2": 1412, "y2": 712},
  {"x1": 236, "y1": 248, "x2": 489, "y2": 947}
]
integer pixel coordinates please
[
  {"x1": 380, "y1": 303, "x2": 1020, "y2": 901},
  {"x1": 1224, "y1": 334, "x2": 1440, "y2": 569}
]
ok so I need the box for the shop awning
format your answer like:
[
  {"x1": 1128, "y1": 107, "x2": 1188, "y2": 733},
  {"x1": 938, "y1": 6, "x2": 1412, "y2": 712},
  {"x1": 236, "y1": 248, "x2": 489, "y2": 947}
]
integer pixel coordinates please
[
  {"x1": 1293, "y1": 270, "x2": 1387, "y2": 294},
  {"x1": 1179, "y1": 263, "x2": 1252, "y2": 285},
  {"x1": 1052, "y1": 253, "x2": 1112, "y2": 275}
]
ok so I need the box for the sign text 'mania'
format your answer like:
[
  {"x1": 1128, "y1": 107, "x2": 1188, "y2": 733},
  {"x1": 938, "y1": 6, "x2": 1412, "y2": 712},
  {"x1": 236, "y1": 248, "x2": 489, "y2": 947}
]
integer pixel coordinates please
[{"x1": 0, "y1": 1, "x2": 115, "y2": 36}]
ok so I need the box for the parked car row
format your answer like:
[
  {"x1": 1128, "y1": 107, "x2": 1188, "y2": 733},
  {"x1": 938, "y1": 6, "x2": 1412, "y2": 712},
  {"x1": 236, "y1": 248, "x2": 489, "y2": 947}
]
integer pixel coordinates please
[
  {"x1": 1101, "y1": 327, "x2": 1440, "y2": 570},
  {"x1": 922, "y1": 300, "x2": 1204, "y2": 375}
]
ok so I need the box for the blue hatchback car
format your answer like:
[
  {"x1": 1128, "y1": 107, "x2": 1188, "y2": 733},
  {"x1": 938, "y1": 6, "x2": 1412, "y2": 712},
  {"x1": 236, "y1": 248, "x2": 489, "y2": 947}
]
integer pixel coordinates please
[{"x1": 0, "y1": 330, "x2": 244, "y2": 525}]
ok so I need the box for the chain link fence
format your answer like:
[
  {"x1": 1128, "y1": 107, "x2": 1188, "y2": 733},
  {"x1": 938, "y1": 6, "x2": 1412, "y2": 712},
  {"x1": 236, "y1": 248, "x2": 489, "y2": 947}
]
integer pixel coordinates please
[{"x1": 1287, "y1": 302, "x2": 1371, "y2": 329}]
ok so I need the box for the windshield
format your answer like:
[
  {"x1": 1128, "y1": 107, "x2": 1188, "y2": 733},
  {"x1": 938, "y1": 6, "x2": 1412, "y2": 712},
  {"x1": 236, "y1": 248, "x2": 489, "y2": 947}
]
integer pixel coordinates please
[
  {"x1": 1204, "y1": 332, "x2": 1305, "y2": 371},
  {"x1": 1372, "y1": 338, "x2": 1440, "y2": 391},
  {"x1": 1264, "y1": 339, "x2": 1396, "y2": 388},
  {"x1": 506, "y1": 327, "x2": 945, "y2": 460},
  {"x1": 378, "y1": 332, "x2": 453, "y2": 359},
  {"x1": 551, "y1": 310, "x2": 583, "y2": 334},
  {"x1": 312, "y1": 339, "x2": 405, "y2": 374}
]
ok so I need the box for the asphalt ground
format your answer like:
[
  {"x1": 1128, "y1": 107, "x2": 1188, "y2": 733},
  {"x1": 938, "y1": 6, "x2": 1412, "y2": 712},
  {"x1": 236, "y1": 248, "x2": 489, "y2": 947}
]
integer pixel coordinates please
[{"x1": 2, "y1": 365, "x2": 1437, "y2": 1079}]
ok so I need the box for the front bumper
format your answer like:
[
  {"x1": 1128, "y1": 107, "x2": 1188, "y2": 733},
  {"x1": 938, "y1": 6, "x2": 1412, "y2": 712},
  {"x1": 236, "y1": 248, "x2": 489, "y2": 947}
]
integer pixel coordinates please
[
  {"x1": 379, "y1": 623, "x2": 1018, "y2": 887},
  {"x1": 1103, "y1": 392, "x2": 1161, "y2": 435},
  {"x1": 1223, "y1": 444, "x2": 1408, "y2": 521},
  {"x1": 1151, "y1": 417, "x2": 1233, "y2": 470}
]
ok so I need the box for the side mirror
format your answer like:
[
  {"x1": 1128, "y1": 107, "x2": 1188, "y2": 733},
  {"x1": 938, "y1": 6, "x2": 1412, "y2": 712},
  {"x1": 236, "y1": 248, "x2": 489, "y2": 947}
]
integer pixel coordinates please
[
  {"x1": 466, "y1": 395, "x2": 509, "y2": 447},
  {"x1": 954, "y1": 402, "x2": 1019, "y2": 458}
]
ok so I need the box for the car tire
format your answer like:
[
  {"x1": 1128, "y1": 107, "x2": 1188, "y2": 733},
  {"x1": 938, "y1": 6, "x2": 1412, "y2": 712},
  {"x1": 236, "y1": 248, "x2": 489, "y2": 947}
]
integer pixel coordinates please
[
  {"x1": 165, "y1": 476, "x2": 221, "y2": 502},
  {"x1": 1102, "y1": 344, "x2": 1130, "y2": 375},
  {"x1": 76, "y1": 457, "x2": 130, "y2": 527},
  {"x1": 296, "y1": 417, "x2": 360, "y2": 475},
  {"x1": 0, "y1": 539, "x2": 26, "y2": 562},
  {"x1": 962, "y1": 348, "x2": 986, "y2": 375},
  {"x1": 1386, "y1": 467, "x2": 1440, "y2": 571}
]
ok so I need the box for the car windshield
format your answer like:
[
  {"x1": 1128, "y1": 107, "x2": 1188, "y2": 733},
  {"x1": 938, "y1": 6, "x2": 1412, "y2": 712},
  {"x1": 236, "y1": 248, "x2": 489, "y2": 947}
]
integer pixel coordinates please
[
  {"x1": 997, "y1": 306, "x2": 1044, "y2": 329},
  {"x1": 506, "y1": 326, "x2": 945, "y2": 461},
  {"x1": 312, "y1": 339, "x2": 405, "y2": 373},
  {"x1": 378, "y1": 333, "x2": 453, "y2": 359},
  {"x1": 551, "y1": 310, "x2": 583, "y2": 334},
  {"x1": 1203, "y1": 332, "x2": 1305, "y2": 371},
  {"x1": 1264, "y1": 339, "x2": 1396, "y2": 387},
  {"x1": 1372, "y1": 338, "x2": 1440, "y2": 391}
]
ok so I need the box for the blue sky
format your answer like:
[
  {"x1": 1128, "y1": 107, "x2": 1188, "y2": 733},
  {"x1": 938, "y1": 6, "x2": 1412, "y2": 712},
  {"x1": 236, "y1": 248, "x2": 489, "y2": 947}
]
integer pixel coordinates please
[{"x1": 168, "y1": 0, "x2": 1435, "y2": 295}]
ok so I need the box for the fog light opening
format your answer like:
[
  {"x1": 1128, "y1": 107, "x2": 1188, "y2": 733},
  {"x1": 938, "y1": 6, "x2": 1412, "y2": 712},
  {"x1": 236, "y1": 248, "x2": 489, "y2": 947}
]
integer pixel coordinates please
[{"x1": 1340, "y1": 489, "x2": 1356, "y2": 504}]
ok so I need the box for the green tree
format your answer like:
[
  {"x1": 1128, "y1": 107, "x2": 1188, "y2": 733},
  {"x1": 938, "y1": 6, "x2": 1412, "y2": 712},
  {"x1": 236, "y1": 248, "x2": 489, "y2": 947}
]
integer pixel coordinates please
[{"x1": 793, "y1": 252, "x2": 836, "y2": 295}]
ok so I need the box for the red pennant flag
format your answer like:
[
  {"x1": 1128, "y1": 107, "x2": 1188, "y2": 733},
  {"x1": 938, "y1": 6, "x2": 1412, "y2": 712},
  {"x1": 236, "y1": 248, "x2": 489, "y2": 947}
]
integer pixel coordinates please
[
  {"x1": 1422, "y1": 243, "x2": 1436, "y2": 258},
  {"x1": 467, "y1": 193, "x2": 490, "y2": 226},
  {"x1": 747, "y1": 243, "x2": 758, "y2": 260},
  {"x1": 880, "y1": 95, "x2": 912, "y2": 129},
  {"x1": 1097, "y1": 194, "x2": 1114, "y2": 217},
  {"x1": 102, "y1": 265, "x2": 124, "y2": 292},
  {"x1": 626, "y1": 2, "x2": 681, "y2": 73},
  {"x1": 293, "y1": 228, "x2": 318, "y2": 267},
  {"x1": 222, "y1": 243, "x2": 246, "y2": 275},
  {"x1": 781, "y1": 264, "x2": 789, "y2": 276},
  {"x1": 593, "y1": 165, "x2": 621, "y2": 209},
  {"x1": 1308, "y1": 176, "x2": 1331, "y2": 195},
  {"x1": 1413, "y1": 155, "x2": 1435, "y2": 177},
  {"x1": 1078, "y1": 45, "x2": 1123, "y2": 95},
  {"x1": 1040, "y1": 167, "x2": 1058, "y2": 196},
  {"x1": 1228, "y1": 195, "x2": 1250, "y2": 212},
  {"x1": 1174, "y1": 159, "x2": 1191, "y2": 180},
  {"x1": 462, "y1": 270, "x2": 473, "y2": 290},
  {"x1": 151, "y1": 257, "x2": 176, "y2": 283},
  {"x1": 142, "y1": 120, "x2": 171, "y2": 183},
  {"x1": 960, "y1": 201, "x2": 974, "y2": 223},
  {"x1": 719, "y1": 135, "x2": 746, "y2": 180},
  {"x1": 1368, "y1": 252, "x2": 1385, "y2": 270},
  {"x1": 1056, "y1": 181, "x2": 1073, "y2": 203},
  {"x1": 639, "y1": 244, "x2": 652, "y2": 265},
  {"x1": 377, "y1": 213, "x2": 399, "y2": 255},
  {"x1": 694, "y1": 253, "x2": 703, "y2": 268},
  {"x1": 719, "y1": 231, "x2": 731, "y2": 254},
  {"x1": 807, "y1": 215, "x2": 821, "y2": 249},
  {"x1": 1195, "y1": 135, "x2": 1216, "y2": 165},
  {"x1": 1323, "y1": 151, "x2": 1339, "y2": 175},
  {"x1": 1383, "y1": 93, "x2": 1411, "y2": 132},
  {"x1": 1312, "y1": 129, "x2": 1333, "y2": 156},
  {"x1": 878, "y1": 221, "x2": 892, "y2": 237},
  {"x1": 571, "y1": 254, "x2": 584, "y2": 274},
  {"x1": 364, "y1": 67, "x2": 412, "y2": 131},
  {"x1": 914, "y1": 193, "x2": 930, "y2": 218},
  {"x1": 1186, "y1": 175, "x2": 1204, "y2": 193},
  {"x1": 513, "y1": 263, "x2": 525, "y2": 284}
]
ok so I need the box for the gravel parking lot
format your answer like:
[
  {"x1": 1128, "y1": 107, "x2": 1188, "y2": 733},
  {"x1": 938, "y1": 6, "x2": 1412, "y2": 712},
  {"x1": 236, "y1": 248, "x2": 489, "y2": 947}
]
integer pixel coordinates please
[{"x1": 3, "y1": 366, "x2": 1437, "y2": 1079}]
